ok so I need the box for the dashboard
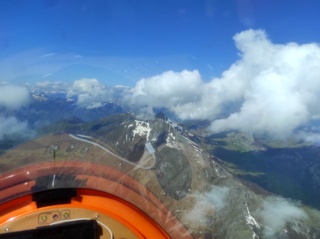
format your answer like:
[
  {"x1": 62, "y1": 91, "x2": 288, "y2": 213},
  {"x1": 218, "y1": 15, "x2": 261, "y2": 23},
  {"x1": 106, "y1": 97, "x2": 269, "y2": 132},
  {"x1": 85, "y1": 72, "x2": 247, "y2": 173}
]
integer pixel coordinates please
[{"x1": 0, "y1": 188, "x2": 168, "y2": 239}]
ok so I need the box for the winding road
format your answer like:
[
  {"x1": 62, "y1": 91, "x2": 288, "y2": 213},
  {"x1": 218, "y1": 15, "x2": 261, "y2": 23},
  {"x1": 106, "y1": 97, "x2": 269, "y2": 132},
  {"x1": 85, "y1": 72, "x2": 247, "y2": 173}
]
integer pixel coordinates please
[{"x1": 69, "y1": 134, "x2": 156, "y2": 170}]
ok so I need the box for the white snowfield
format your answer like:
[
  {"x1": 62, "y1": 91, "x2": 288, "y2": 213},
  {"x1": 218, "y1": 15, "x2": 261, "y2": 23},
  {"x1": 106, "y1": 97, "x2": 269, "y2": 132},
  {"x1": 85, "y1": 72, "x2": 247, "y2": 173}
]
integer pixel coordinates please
[
  {"x1": 166, "y1": 132, "x2": 176, "y2": 148},
  {"x1": 132, "y1": 120, "x2": 151, "y2": 141},
  {"x1": 246, "y1": 203, "x2": 261, "y2": 239}
]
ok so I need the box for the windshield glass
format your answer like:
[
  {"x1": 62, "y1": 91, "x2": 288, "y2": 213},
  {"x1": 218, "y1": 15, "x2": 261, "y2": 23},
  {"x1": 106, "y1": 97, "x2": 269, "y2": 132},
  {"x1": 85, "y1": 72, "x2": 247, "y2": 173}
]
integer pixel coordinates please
[{"x1": 1, "y1": 1, "x2": 320, "y2": 238}]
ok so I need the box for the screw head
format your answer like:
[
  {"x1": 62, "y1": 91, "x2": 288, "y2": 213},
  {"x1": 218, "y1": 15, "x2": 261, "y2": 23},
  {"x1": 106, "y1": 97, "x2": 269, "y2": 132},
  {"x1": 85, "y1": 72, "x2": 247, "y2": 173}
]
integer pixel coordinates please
[
  {"x1": 41, "y1": 215, "x2": 47, "y2": 221},
  {"x1": 52, "y1": 214, "x2": 59, "y2": 220}
]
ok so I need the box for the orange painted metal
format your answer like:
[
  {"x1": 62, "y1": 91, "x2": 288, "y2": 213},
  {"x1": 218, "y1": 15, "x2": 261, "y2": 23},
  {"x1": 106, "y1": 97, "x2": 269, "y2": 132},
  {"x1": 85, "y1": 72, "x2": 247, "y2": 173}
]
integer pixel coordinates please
[
  {"x1": 0, "y1": 189, "x2": 169, "y2": 238},
  {"x1": 0, "y1": 161, "x2": 193, "y2": 238}
]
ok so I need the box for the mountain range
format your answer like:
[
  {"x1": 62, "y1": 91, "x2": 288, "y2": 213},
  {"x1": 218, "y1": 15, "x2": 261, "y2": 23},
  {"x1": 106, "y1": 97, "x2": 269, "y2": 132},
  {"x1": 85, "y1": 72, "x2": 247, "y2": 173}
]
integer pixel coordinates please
[{"x1": 1, "y1": 91, "x2": 320, "y2": 238}]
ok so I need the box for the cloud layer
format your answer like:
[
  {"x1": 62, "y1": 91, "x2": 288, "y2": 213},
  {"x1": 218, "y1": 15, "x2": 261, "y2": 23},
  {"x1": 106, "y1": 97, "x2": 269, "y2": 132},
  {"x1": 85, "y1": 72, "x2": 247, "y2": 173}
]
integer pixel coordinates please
[
  {"x1": 35, "y1": 81, "x2": 69, "y2": 92},
  {"x1": 123, "y1": 29, "x2": 320, "y2": 139}
]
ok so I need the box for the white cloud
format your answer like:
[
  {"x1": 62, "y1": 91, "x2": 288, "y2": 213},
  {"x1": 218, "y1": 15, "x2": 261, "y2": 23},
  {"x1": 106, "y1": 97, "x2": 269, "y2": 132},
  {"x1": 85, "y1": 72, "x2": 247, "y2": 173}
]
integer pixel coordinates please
[
  {"x1": 0, "y1": 116, "x2": 33, "y2": 140},
  {"x1": 208, "y1": 29, "x2": 320, "y2": 139},
  {"x1": 67, "y1": 78, "x2": 110, "y2": 108},
  {"x1": 257, "y1": 197, "x2": 307, "y2": 237},
  {"x1": 0, "y1": 85, "x2": 31, "y2": 110},
  {"x1": 36, "y1": 81, "x2": 69, "y2": 91},
  {"x1": 184, "y1": 186, "x2": 229, "y2": 226},
  {"x1": 124, "y1": 29, "x2": 320, "y2": 140},
  {"x1": 0, "y1": 85, "x2": 33, "y2": 140},
  {"x1": 122, "y1": 70, "x2": 205, "y2": 118}
]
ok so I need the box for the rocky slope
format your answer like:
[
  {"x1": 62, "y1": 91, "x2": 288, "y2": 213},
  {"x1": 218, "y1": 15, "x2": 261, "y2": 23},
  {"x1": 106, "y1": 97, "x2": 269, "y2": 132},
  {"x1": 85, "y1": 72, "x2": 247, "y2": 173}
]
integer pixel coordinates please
[
  {"x1": 1, "y1": 112, "x2": 320, "y2": 238},
  {"x1": 32, "y1": 113, "x2": 320, "y2": 239}
]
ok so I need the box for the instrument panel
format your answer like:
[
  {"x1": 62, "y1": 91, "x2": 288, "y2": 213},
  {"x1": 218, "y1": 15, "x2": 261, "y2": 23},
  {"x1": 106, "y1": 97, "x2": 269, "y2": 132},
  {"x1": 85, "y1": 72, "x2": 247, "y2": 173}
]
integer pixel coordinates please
[{"x1": 0, "y1": 207, "x2": 138, "y2": 239}]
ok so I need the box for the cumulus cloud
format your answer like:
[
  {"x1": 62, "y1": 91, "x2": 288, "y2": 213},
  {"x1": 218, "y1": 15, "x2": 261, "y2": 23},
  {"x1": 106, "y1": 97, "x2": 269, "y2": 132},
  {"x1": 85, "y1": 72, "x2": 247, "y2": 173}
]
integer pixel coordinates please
[
  {"x1": 124, "y1": 29, "x2": 320, "y2": 140},
  {"x1": 122, "y1": 70, "x2": 204, "y2": 118},
  {"x1": 0, "y1": 85, "x2": 31, "y2": 110},
  {"x1": 0, "y1": 85, "x2": 33, "y2": 140},
  {"x1": 0, "y1": 116, "x2": 34, "y2": 140},
  {"x1": 208, "y1": 29, "x2": 320, "y2": 139},
  {"x1": 257, "y1": 197, "x2": 307, "y2": 237},
  {"x1": 67, "y1": 78, "x2": 110, "y2": 109}
]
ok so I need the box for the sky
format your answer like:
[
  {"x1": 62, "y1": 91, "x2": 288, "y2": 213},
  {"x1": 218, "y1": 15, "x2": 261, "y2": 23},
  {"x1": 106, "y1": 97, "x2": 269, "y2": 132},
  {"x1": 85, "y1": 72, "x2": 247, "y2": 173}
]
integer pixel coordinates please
[
  {"x1": 0, "y1": 0, "x2": 319, "y2": 85},
  {"x1": 1, "y1": 0, "x2": 320, "y2": 141}
]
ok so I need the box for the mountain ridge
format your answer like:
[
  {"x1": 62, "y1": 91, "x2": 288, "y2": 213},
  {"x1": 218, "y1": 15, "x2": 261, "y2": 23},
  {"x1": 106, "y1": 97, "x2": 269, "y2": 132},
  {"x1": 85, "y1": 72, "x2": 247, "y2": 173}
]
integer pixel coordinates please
[{"x1": 31, "y1": 113, "x2": 320, "y2": 238}]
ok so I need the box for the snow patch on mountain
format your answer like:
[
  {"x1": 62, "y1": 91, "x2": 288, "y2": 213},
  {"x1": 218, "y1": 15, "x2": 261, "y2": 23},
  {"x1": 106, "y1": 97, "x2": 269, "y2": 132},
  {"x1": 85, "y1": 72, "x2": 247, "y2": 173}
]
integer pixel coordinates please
[
  {"x1": 166, "y1": 132, "x2": 176, "y2": 148},
  {"x1": 32, "y1": 94, "x2": 48, "y2": 102},
  {"x1": 246, "y1": 203, "x2": 261, "y2": 229},
  {"x1": 246, "y1": 203, "x2": 261, "y2": 239},
  {"x1": 132, "y1": 120, "x2": 151, "y2": 141}
]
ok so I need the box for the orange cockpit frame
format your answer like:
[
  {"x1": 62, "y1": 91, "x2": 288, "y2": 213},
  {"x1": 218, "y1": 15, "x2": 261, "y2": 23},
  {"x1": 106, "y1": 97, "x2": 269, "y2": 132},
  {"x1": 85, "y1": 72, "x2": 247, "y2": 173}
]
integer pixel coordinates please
[{"x1": 0, "y1": 161, "x2": 192, "y2": 238}]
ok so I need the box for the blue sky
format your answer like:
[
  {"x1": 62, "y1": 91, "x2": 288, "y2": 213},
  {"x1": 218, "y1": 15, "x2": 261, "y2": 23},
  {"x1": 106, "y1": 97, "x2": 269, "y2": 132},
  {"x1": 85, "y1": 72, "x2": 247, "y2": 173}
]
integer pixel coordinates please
[{"x1": 0, "y1": 0, "x2": 320, "y2": 86}]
